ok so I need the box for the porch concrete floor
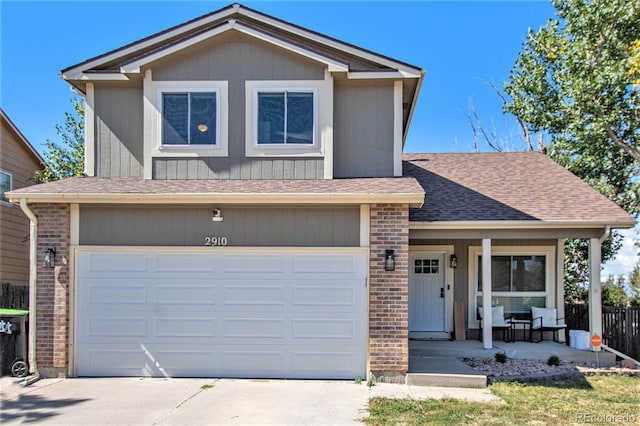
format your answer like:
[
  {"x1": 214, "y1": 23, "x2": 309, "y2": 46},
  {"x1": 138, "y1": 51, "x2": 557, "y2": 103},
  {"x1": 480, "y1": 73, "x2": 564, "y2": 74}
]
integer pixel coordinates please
[{"x1": 409, "y1": 339, "x2": 616, "y2": 368}]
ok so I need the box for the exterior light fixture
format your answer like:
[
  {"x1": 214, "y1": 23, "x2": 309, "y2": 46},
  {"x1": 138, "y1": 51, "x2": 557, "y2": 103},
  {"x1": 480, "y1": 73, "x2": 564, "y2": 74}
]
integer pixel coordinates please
[
  {"x1": 212, "y1": 208, "x2": 223, "y2": 222},
  {"x1": 44, "y1": 247, "x2": 56, "y2": 268},
  {"x1": 450, "y1": 254, "x2": 458, "y2": 269},
  {"x1": 197, "y1": 124, "x2": 208, "y2": 132},
  {"x1": 384, "y1": 249, "x2": 396, "y2": 271}
]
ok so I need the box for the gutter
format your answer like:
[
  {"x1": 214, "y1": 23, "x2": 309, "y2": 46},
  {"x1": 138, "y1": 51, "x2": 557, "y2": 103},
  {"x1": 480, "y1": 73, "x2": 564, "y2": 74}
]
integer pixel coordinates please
[
  {"x1": 18, "y1": 199, "x2": 41, "y2": 386},
  {"x1": 599, "y1": 224, "x2": 611, "y2": 244}
]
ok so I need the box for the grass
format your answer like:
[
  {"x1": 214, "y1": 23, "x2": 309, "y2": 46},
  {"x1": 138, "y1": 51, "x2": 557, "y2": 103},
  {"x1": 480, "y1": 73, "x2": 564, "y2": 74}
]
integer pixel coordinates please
[{"x1": 364, "y1": 375, "x2": 640, "y2": 425}]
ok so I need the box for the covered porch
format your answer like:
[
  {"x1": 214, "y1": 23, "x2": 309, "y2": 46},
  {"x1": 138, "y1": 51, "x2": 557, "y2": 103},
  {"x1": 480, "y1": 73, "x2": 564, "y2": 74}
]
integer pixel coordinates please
[{"x1": 407, "y1": 339, "x2": 616, "y2": 388}]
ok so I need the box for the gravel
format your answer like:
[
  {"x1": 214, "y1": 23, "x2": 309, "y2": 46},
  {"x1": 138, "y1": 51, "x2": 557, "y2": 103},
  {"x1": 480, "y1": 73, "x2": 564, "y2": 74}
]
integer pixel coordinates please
[{"x1": 460, "y1": 357, "x2": 640, "y2": 383}]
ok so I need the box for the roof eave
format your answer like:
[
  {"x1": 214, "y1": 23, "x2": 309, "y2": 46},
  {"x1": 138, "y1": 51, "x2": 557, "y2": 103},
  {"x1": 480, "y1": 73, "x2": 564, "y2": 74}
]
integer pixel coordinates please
[
  {"x1": 409, "y1": 220, "x2": 637, "y2": 230},
  {"x1": 8, "y1": 191, "x2": 425, "y2": 207}
]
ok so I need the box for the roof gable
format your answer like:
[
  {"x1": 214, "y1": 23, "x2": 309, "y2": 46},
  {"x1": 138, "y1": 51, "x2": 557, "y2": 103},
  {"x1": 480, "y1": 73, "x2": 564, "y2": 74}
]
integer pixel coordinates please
[
  {"x1": 0, "y1": 108, "x2": 45, "y2": 165},
  {"x1": 61, "y1": 3, "x2": 422, "y2": 81}
]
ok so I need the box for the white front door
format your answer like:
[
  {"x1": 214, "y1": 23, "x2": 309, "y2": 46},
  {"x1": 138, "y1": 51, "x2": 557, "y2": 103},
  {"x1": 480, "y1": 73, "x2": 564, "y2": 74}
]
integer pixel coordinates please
[{"x1": 409, "y1": 253, "x2": 446, "y2": 332}]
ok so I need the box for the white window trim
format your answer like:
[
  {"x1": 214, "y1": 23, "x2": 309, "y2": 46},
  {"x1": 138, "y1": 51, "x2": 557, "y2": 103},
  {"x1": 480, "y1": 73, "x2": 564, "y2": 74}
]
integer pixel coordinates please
[
  {"x1": 143, "y1": 73, "x2": 229, "y2": 169},
  {"x1": 467, "y1": 245, "x2": 556, "y2": 328},
  {"x1": 245, "y1": 77, "x2": 331, "y2": 159},
  {"x1": 0, "y1": 169, "x2": 13, "y2": 206}
]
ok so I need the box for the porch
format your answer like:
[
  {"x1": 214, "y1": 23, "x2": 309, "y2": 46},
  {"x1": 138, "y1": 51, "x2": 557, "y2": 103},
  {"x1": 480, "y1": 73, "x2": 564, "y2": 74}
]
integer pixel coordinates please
[{"x1": 408, "y1": 339, "x2": 615, "y2": 388}]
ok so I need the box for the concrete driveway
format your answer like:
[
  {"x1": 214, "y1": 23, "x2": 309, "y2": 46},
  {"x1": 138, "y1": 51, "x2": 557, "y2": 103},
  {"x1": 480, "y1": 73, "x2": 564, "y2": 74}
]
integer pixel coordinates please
[{"x1": 0, "y1": 376, "x2": 498, "y2": 425}]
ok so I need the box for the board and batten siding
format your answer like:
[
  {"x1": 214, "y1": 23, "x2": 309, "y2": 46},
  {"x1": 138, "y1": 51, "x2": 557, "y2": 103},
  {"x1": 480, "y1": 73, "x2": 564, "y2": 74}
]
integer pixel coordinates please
[
  {"x1": 0, "y1": 118, "x2": 42, "y2": 285},
  {"x1": 152, "y1": 158, "x2": 323, "y2": 180},
  {"x1": 150, "y1": 31, "x2": 326, "y2": 180},
  {"x1": 79, "y1": 205, "x2": 360, "y2": 246},
  {"x1": 94, "y1": 84, "x2": 144, "y2": 178},
  {"x1": 333, "y1": 79, "x2": 395, "y2": 178}
]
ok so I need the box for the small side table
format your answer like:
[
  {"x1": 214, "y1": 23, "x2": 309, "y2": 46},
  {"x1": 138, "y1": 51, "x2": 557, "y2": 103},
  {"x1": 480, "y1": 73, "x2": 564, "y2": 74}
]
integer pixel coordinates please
[{"x1": 510, "y1": 319, "x2": 530, "y2": 342}]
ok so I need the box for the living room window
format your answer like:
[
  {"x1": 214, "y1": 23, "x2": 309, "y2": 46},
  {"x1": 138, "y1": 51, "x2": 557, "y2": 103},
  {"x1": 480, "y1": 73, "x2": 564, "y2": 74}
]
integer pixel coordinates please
[
  {"x1": 0, "y1": 170, "x2": 12, "y2": 204},
  {"x1": 162, "y1": 91, "x2": 218, "y2": 146},
  {"x1": 469, "y1": 246, "x2": 554, "y2": 322}
]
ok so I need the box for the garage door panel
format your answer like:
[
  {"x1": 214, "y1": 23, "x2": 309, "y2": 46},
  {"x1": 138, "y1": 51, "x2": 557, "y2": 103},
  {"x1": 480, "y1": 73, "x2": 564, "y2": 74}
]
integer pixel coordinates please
[
  {"x1": 75, "y1": 249, "x2": 367, "y2": 379},
  {"x1": 155, "y1": 318, "x2": 215, "y2": 337},
  {"x1": 155, "y1": 254, "x2": 216, "y2": 272},
  {"x1": 221, "y1": 255, "x2": 287, "y2": 274},
  {"x1": 223, "y1": 285, "x2": 285, "y2": 306},
  {"x1": 155, "y1": 286, "x2": 216, "y2": 305}
]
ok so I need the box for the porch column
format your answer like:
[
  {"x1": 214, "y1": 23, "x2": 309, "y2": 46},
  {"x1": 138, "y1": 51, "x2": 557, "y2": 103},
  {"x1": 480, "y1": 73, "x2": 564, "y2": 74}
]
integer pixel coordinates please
[
  {"x1": 481, "y1": 238, "x2": 492, "y2": 349},
  {"x1": 588, "y1": 238, "x2": 603, "y2": 351},
  {"x1": 556, "y1": 239, "x2": 566, "y2": 343}
]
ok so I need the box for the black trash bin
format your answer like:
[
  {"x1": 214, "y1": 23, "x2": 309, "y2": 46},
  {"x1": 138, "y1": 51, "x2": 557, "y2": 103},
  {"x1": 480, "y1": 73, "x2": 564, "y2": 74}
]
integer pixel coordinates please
[{"x1": 0, "y1": 309, "x2": 29, "y2": 377}]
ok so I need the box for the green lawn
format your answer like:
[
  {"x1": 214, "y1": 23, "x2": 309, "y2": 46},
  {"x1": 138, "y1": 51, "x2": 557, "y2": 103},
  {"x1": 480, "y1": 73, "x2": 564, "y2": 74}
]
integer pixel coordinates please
[{"x1": 365, "y1": 375, "x2": 640, "y2": 425}]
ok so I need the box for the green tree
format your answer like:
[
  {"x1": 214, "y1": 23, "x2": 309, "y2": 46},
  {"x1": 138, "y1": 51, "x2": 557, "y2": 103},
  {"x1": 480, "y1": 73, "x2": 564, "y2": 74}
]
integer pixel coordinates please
[
  {"x1": 504, "y1": 0, "x2": 640, "y2": 215},
  {"x1": 628, "y1": 262, "x2": 640, "y2": 304},
  {"x1": 563, "y1": 236, "x2": 622, "y2": 303},
  {"x1": 602, "y1": 275, "x2": 630, "y2": 307},
  {"x1": 34, "y1": 96, "x2": 85, "y2": 183}
]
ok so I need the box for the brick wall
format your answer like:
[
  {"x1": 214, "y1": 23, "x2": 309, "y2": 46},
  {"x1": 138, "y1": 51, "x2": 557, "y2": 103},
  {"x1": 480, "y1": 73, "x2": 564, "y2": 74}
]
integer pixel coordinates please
[
  {"x1": 369, "y1": 203, "x2": 409, "y2": 382},
  {"x1": 31, "y1": 203, "x2": 70, "y2": 377}
]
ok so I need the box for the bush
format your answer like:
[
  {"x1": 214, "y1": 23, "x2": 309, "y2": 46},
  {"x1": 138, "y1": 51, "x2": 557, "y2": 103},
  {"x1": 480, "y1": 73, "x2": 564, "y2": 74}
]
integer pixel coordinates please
[
  {"x1": 495, "y1": 352, "x2": 508, "y2": 363},
  {"x1": 548, "y1": 355, "x2": 560, "y2": 366}
]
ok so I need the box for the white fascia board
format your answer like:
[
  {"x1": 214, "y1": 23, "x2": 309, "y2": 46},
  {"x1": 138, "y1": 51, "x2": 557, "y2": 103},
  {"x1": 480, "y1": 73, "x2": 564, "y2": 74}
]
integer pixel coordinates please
[
  {"x1": 120, "y1": 21, "x2": 349, "y2": 75},
  {"x1": 409, "y1": 220, "x2": 635, "y2": 230},
  {"x1": 73, "y1": 73, "x2": 131, "y2": 81},
  {"x1": 234, "y1": 23, "x2": 348, "y2": 72},
  {"x1": 238, "y1": 7, "x2": 423, "y2": 76},
  {"x1": 8, "y1": 192, "x2": 425, "y2": 206},
  {"x1": 347, "y1": 71, "x2": 421, "y2": 79},
  {"x1": 121, "y1": 22, "x2": 234, "y2": 73},
  {"x1": 61, "y1": 5, "x2": 240, "y2": 80},
  {"x1": 403, "y1": 70, "x2": 425, "y2": 144}
]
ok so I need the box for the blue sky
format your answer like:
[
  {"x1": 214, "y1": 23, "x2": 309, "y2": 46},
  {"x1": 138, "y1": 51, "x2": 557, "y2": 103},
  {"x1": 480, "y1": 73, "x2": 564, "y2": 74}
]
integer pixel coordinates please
[{"x1": 0, "y1": 0, "x2": 636, "y2": 278}]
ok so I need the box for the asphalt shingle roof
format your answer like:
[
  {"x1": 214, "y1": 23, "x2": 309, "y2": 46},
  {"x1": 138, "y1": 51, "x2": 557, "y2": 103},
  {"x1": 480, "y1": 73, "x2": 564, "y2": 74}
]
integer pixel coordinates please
[
  {"x1": 7, "y1": 176, "x2": 425, "y2": 205},
  {"x1": 404, "y1": 152, "x2": 635, "y2": 226}
]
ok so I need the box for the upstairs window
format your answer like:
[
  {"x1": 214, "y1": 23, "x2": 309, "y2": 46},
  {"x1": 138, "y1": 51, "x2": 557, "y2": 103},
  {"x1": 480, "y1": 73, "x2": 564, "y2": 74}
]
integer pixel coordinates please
[
  {"x1": 0, "y1": 170, "x2": 12, "y2": 203},
  {"x1": 257, "y1": 91, "x2": 314, "y2": 145},
  {"x1": 162, "y1": 90, "x2": 218, "y2": 146}
]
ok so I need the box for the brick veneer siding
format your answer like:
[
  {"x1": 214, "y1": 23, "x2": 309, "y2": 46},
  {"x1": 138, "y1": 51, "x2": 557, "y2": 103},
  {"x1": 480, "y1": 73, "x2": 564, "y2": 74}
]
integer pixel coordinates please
[
  {"x1": 31, "y1": 203, "x2": 70, "y2": 377},
  {"x1": 369, "y1": 203, "x2": 409, "y2": 382}
]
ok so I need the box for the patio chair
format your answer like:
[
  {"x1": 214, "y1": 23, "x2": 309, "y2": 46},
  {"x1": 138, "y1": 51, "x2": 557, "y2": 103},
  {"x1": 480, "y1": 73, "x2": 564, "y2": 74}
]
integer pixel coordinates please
[
  {"x1": 530, "y1": 307, "x2": 567, "y2": 343},
  {"x1": 478, "y1": 305, "x2": 512, "y2": 342}
]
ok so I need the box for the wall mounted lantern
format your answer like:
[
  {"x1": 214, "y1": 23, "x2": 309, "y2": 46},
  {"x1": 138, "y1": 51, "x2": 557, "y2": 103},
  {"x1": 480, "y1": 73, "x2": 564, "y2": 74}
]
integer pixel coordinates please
[
  {"x1": 384, "y1": 249, "x2": 396, "y2": 271},
  {"x1": 450, "y1": 254, "x2": 458, "y2": 269},
  {"x1": 44, "y1": 247, "x2": 56, "y2": 268},
  {"x1": 212, "y1": 208, "x2": 223, "y2": 222}
]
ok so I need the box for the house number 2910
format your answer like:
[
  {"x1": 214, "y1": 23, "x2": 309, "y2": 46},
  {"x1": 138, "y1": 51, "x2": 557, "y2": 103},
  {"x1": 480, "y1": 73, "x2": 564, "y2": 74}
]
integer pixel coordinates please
[{"x1": 204, "y1": 236, "x2": 228, "y2": 246}]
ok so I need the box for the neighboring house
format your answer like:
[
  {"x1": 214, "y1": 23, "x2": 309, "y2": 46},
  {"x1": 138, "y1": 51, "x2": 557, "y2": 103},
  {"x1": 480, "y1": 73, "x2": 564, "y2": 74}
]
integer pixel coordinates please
[
  {"x1": 0, "y1": 108, "x2": 44, "y2": 287},
  {"x1": 7, "y1": 4, "x2": 635, "y2": 381}
]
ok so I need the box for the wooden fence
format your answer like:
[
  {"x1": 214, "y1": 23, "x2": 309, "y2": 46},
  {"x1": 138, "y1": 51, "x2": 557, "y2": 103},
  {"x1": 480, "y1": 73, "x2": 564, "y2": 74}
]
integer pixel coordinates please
[
  {"x1": 0, "y1": 282, "x2": 28, "y2": 310},
  {"x1": 565, "y1": 303, "x2": 640, "y2": 361}
]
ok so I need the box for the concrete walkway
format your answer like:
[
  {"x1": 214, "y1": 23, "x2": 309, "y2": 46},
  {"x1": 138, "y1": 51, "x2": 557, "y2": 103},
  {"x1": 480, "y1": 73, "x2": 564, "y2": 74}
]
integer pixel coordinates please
[{"x1": 1, "y1": 376, "x2": 499, "y2": 425}]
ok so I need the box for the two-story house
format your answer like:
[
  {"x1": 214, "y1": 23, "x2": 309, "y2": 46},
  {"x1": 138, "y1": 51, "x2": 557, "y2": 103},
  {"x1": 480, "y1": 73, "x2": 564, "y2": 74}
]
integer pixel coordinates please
[{"x1": 8, "y1": 3, "x2": 634, "y2": 382}]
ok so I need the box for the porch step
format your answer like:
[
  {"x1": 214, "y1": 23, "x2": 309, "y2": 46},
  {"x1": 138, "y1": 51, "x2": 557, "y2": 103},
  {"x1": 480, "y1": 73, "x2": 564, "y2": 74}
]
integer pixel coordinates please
[{"x1": 408, "y1": 356, "x2": 487, "y2": 388}]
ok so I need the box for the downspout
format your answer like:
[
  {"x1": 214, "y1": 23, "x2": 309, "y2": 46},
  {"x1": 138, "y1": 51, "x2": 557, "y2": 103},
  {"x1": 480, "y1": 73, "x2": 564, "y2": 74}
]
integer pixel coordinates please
[
  {"x1": 19, "y1": 198, "x2": 41, "y2": 386},
  {"x1": 599, "y1": 225, "x2": 611, "y2": 244}
]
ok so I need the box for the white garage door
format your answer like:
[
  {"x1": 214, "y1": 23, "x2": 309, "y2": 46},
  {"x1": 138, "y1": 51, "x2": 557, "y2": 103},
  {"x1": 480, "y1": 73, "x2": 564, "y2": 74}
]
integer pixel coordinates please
[{"x1": 74, "y1": 248, "x2": 367, "y2": 379}]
